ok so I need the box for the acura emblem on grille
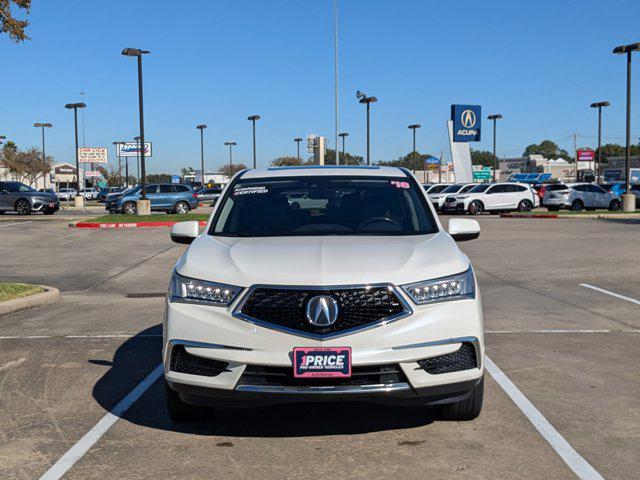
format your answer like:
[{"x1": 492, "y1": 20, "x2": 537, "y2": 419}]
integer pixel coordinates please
[{"x1": 305, "y1": 295, "x2": 339, "y2": 326}]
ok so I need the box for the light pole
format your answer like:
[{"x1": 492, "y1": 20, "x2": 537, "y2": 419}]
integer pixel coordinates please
[
  {"x1": 356, "y1": 91, "x2": 377, "y2": 165},
  {"x1": 122, "y1": 47, "x2": 150, "y2": 209},
  {"x1": 408, "y1": 124, "x2": 421, "y2": 174},
  {"x1": 224, "y1": 141, "x2": 237, "y2": 166},
  {"x1": 196, "y1": 124, "x2": 207, "y2": 187},
  {"x1": 247, "y1": 115, "x2": 260, "y2": 168},
  {"x1": 487, "y1": 114, "x2": 503, "y2": 182},
  {"x1": 64, "y1": 102, "x2": 86, "y2": 207},
  {"x1": 338, "y1": 132, "x2": 349, "y2": 165},
  {"x1": 590, "y1": 101, "x2": 610, "y2": 184},
  {"x1": 294, "y1": 138, "x2": 303, "y2": 161},
  {"x1": 134, "y1": 135, "x2": 141, "y2": 184},
  {"x1": 613, "y1": 42, "x2": 640, "y2": 211},
  {"x1": 33, "y1": 123, "x2": 53, "y2": 190},
  {"x1": 113, "y1": 141, "x2": 125, "y2": 187}
]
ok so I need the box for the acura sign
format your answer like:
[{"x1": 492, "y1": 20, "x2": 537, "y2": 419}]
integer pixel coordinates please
[{"x1": 451, "y1": 104, "x2": 481, "y2": 142}]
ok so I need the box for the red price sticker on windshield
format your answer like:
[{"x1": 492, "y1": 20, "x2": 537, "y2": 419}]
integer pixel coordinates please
[{"x1": 390, "y1": 180, "x2": 410, "y2": 189}]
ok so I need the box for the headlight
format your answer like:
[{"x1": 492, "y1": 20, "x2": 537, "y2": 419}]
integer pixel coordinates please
[
  {"x1": 401, "y1": 267, "x2": 475, "y2": 305},
  {"x1": 170, "y1": 272, "x2": 242, "y2": 306}
]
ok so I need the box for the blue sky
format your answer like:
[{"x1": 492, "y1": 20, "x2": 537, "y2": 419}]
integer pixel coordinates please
[{"x1": 2, "y1": 0, "x2": 640, "y2": 173}]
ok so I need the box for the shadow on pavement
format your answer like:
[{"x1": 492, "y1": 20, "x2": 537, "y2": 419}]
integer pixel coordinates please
[{"x1": 92, "y1": 325, "x2": 435, "y2": 437}]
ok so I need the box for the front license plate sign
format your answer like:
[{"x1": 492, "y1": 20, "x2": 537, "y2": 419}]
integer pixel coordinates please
[
  {"x1": 293, "y1": 347, "x2": 351, "y2": 378},
  {"x1": 48, "y1": 202, "x2": 55, "y2": 207}
]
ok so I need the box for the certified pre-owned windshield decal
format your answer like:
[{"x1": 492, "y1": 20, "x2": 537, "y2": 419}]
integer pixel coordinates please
[
  {"x1": 390, "y1": 180, "x2": 410, "y2": 189},
  {"x1": 233, "y1": 186, "x2": 269, "y2": 196}
]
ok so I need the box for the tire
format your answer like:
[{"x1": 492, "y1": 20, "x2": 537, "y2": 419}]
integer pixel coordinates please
[
  {"x1": 438, "y1": 375, "x2": 484, "y2": 421},
  {"x1": 122, "y1": 202, "x2": 137, "y2": 215},
  {"x1": 165, "y1": 381, "x2": 212, "y2": 423},
  {"x1": 517, "y1": 199, "x2": 533, "y2": 212},
  {"x1": 608, "y1": 199, "x2": 621, "y2": 211},
  {"x1": 570, "y1": 200, "x2": 583, "y2": 212},
  {"x1": 174, "y1": 201, "x2": 190, "y2": 214},
  {"x1": 546, "y1": 206, "x2": 560, "y2": 212},
  {"x1": 15, "y1": 199, "x2": 31, "y2": 215},
  {"x1": 467, "y1": 201, "x2": 483, "y2": 215}
]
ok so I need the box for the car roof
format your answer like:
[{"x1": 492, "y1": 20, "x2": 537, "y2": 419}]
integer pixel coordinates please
[{"x1": 241, "y1": 165, "x2": 408, "y2": 179}]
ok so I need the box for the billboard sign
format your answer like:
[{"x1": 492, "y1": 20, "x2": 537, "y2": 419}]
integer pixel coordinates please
[
  {"x1": 473, "y1": 168, "x2": 491, "y2": 180},
  {"x1": 576, "y1": 149, "x2": 595, "y2": 162},
  {"x1": 116, "y1": 142, "x2": 152, "y2": 157},
  {"x1": 85, "y1": 171, "x2": 102, "y2": 178},
  {"x1": 451, "y1": 105, "x2": 481, "y2": 142},
  {"x1": 78, "y1": 147, "x2": 108, "y2": 164}
]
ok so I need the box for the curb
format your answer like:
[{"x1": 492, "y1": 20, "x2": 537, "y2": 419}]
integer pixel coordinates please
[
  {"x1": 0, "y1": 286, "x2": 61, "y2": 317},
  {"x1": 500, "y1": 213, "x2": 558, "y2": 219},
  {"x1": 71, "y1": 220, "x2": 208, "y2": 229}
]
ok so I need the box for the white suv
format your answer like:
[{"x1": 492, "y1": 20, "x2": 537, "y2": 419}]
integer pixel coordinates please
[
  {"x1": 442, "y1": 182, "x2": 539, "y2": 215},
  {"x1": 164, "y1": 166, "x2": 484, "y2": 422},
  {"x1": 429, "y1": 183, "x2": 476, "y2": 211}
]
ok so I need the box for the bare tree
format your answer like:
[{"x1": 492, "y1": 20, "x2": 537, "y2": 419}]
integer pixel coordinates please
[
  {"x1": 96, "y1": 164, "x2": 122, "y2": 187},
  {"x1": 17, "y1": 147, "x2": 52, "y2": 186},
  {"x1": 219, "y1": 163, "x2": 247, "y2": 178},
  {"x1": 0, "y1": 0, "x2": 31, "y2": 42}
]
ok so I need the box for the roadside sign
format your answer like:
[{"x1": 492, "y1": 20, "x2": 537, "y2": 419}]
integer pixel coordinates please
[
  {"x1": 576, "y1": 149, "x2": 595, "y2": 162},
  {"x1": 117, "y1": 142, "x2": 152, "y2": 157},
  {"x1": 473, "y1": 168, "x2": 491, "y2": 180},
  {"x1": 78, "y1": 147, "x2": 108, "y2": 164},
  {"x1": 171, "y1": 175, "x2": 180, "y2": 184},
  {"x1": 85, "y1": 171, "x2": 101, "y2": 178},
  {"x1": 451, "y1": 104, "x2": 481, "y2": 142}
]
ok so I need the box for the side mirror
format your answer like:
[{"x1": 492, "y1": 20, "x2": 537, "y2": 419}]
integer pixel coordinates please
[
  {"x1": 448, "y1": 218, "x2": 481, "y2": 242},
  {"x1": 170, "y1": 221, "x2": 199, "y2": 245}
]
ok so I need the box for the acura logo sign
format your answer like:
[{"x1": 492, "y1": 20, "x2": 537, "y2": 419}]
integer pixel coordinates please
[
  {"x1": 306, "y1": 295, "x2": 339, "y2": 326},
  {"x1": 461, "y1": 109, "x2": 476, "y2": 128}
]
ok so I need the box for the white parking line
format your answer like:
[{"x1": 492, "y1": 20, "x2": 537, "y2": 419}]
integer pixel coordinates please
[
  {"x1": 580, "y1": 283, "x2": 640, "y2": 306},
  {"x1": 486, "y1": 329, "x2": 640, "y2": 334},
  {"x1": 0, "y1": 221, "x2": 34, "y2": 228},
  {"x1": 39, "y1": 364, "x2": 163, "y2": 480},
  {"x1": 485, "y1": 355, "x2": 604, "y2": 480}
]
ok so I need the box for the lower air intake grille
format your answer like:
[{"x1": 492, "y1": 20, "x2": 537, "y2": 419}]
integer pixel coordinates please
[
  {"x1": 417, "y1": 343, "x2": 478, "y2": 375},
  {"x1": 170, "y1": 345, "x2": 229, "y2": 377}
]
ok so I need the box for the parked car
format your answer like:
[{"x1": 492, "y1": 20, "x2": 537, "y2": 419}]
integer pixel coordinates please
[
  {"x1": 196, "y1": 186, "x2": 223, "y2": 203},
  {"x1": 106, "y1": 183, "x2": 198, "y2": 214},
  {"x1": 543, "y1": 183, "x2": 620, "y2": 212},
  {"x1": 0, "y1": 181, "x2": 60, "y2": 215},
  {"x1": 79, "y1": 188, "x2": 100, "y2": 200},
  {"x1": 424, "y1": 183, "x2": 451, "y2": 195},
  {"x1": 96, "y1": 188, "x2": 110, "y2": 202},
  {"x1": 57, "y1": 188, "x2": 77, "y2": 200},
  {"x1": 164, "y1": 166, "x2": 484, "y2": 422},
  {"x1": 429, "y1": 183, "x2": 476, "y2": 211},
  {"x1": 442, "y1": 182, "x2": 539, "y2": 215},
  {"x1": 103, "y1": 187, "x2": 131, "y2": 204}
]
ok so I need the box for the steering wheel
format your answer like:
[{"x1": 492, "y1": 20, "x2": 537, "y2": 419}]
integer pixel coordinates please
[{"x1": 357, "y1": 216, "x2": 402, "y2": 230}]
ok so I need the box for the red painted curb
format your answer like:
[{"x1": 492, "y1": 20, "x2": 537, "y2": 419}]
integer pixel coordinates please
[
  {"x1": 72, "y1": 220, "x2": 208, "y2": 229},
  {"x1": 500, "y1": 213, "x2": 558, "y2": 219}
]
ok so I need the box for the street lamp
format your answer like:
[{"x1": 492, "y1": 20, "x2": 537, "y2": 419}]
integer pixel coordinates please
[
  {"x1": 613, "y1": 42, "x2": 640, "y2": 210},
  {"x1": 113, "y1": 141, "x2": 126, "y2": 187},
  {"x1": 196, "y1": 125, "x2": 207, "y2": 187},
  {"x1": 590, "y1": 101, "x2": 610, "y2": 184},
  {"x1": 356, "y1": 91, "x2": 377, "y2": 165},
  {"x1": 247, "y1": 115, "x2": 260, "y2": 169},
  {"x1": 64, "y1": 102, "x2": 86, "y2": 206},
  {"x1": 294, "y1": 138, "x2": 303, "y2": 161},
  {"x1": 338, "y1": 132, "x2": 349, "y2": 165},
  {"x1": 122, "y1": 47, "x2": 150, "y2": 208},
  {"x1": 134, "y1": 135, "x2": 141, "y2": 184},
  {"x1": 224, "y1": 141, "x2": 237, "y2": 167},
  {"x1": 487, "y1": 114, "x2": 503, "y2": 182},
  {"x1": 33, "y1": 123, "x2": 53, "y2": 190},
  {"x1": 408, "y1": 124, "x2": 421, "y2": 174}
]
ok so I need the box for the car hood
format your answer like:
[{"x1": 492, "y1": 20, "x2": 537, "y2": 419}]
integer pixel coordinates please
[
  {"x1": 176, "y1": 232, "x2": 469, "y2": 287},
  {"x1": 22, "y1": 192, "x2": 58, "y2": 201}
]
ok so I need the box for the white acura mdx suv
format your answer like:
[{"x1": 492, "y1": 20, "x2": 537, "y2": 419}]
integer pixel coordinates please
[{"x1": 164, "y1": 166, "x2": 484, "y2": 422}]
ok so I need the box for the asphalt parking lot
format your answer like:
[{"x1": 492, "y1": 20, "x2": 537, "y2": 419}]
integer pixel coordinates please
[{"x1": 0, "y1": 216, "x2": 638, "y2": 479}]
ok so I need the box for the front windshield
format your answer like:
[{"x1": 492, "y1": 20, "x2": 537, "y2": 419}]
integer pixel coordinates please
[
  {"x1": 211, "y1": 175, "x2": 438, "y2": 237},
  {"x1": 468, "y1": 184, "x2": 490, "y2": 193},
  {"x1": 441, "y1": 184, "x2": 464, "y2": 194},
  {"x1": 460, "y1": 184, "x2": 476, "y2": 193},
  {"x1": 428, "y1": 184, "x2": 448, "y2": 194},
  {"x1": 5, "y1": 182, "x2": 36, "y2": 193}
]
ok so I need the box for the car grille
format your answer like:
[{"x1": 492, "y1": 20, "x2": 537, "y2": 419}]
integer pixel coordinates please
[
  {"x1": 169, "y1": 345, "x2": 229, "y2": 377},
  {"x1": 238, "y1": 363, "x2": 408, "y2": 387},
  {"x1": 445, "y1": 197, "x2": 456, "y2": 203},
  {"x1": 417, "y1": 342, "x2": 478, "y2": 374},
  {"x1": 237, "y1": 286, "x2": 408, "y2": 336}
]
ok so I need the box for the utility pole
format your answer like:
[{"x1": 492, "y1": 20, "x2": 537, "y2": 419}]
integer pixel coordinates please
[
  {"x1": 573, "y1": 133, "x2": 579, "y2": 181},
  {"x1": 439, "y1": 149, "x2": 443, "y2": 183}
]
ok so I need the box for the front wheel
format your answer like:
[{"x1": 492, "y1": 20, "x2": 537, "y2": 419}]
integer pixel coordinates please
[
  {"x1": 467, "y1": 201, "x2": 483, "y2": 215},
  {"x1": 122, "y1": 202, "x2": 137, "y2": 215},
  {"x1": 608, "y1": 199, "x2": 621, "y2": 211},
  {"x1": 438, "y1": 376, "x2": 484, "y2": 421},
  {"x1": 165, "y1": 381, "x2": 213, "y2": 423},
  {"x1": 174, "y1": 201, "x2": 190, "y2": 214},
  {"x1": 570, "y1": 200, "x2": 584, "y2": 212},
  {"x1": 517, "y1": 199, "x2": 533, "y2": 212},
  {"x1": 15, "y1": 199, "x2": 31, "y2": 215}
]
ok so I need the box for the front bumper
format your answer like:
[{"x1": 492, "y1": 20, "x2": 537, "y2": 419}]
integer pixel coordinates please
[
  {"x1": 163, "y1": 285, "x2": 484, "y2": 406},
  {"x1": 441, "y1": 200, "x2": 464, "y2": 213},
  {"x1": 31, "y1": 199, "x2": 59, "y2": 211}
]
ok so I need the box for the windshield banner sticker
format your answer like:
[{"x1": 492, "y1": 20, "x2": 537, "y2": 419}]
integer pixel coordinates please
[
  {"x1": 233, "y1": 186, "x2": 269, "y2": 196},
  {"x1": 390, "y1": 180, "x2": 410, "y2": 189}
]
